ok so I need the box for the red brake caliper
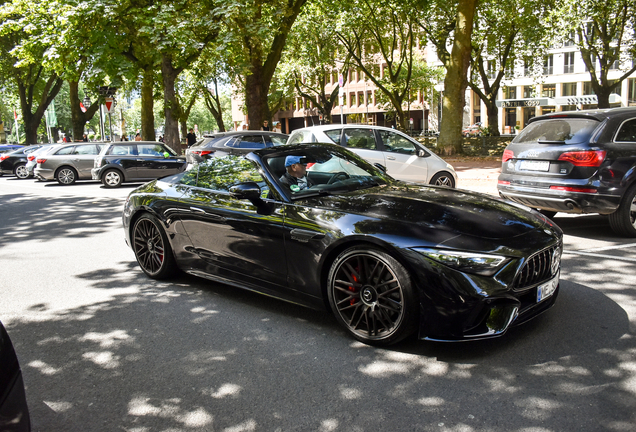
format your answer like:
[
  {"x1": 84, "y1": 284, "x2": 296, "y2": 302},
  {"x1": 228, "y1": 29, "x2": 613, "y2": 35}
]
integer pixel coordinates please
[{"x1": 349, "y1": 271, "x2": 358, "y2": 305}]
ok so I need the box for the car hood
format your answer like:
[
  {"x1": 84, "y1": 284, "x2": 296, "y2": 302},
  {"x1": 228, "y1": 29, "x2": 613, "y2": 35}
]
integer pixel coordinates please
[{"x1": 304, "y1": 184, "x2": 558, "y2": 244}]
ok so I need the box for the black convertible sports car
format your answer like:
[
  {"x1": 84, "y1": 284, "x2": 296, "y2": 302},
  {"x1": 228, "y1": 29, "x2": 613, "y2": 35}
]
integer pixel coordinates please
[
  {"x1": 0, "y1": 320, "x2": 30, "y2": 431},
  {"x1": 123, "y1": 143, "x2": 563, "y2": 345}
]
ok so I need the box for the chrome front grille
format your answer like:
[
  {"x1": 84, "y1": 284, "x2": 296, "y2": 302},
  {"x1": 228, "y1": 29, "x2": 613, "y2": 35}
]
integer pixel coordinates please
[{"x1": 513, "y1": 244, "x2": 562, "y2": 290}]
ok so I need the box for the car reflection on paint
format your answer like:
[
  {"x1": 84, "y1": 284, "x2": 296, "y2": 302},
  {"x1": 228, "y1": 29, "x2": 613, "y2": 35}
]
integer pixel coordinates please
[{"x1": 122, "y1": 142, "x2": 563, "y2": 346}]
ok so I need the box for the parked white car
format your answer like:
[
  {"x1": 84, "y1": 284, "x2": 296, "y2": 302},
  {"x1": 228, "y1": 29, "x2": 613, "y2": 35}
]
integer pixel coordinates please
[{"x1": 287, "y1": 125, "x2": 457, "y2": 187}]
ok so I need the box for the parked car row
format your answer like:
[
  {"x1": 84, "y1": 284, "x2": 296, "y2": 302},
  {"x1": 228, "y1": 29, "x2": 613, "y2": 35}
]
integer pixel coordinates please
[{"x1": 0, "y1": 141, "x2": 188, "y2": 188}]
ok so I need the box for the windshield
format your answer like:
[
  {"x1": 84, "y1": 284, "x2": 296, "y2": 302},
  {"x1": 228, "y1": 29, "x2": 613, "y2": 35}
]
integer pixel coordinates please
[
  {"x1": 265, "y1": 146, "x2": 394, "y2": 198},
  {"x1": 514, "y1": 118, "x2": 600, "y2": 144}
]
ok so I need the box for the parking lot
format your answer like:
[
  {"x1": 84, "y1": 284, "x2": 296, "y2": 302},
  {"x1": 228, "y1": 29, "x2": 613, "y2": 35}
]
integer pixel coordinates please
[{"x1": 1, "y1": 175, "x2": 635, "y2": 431}]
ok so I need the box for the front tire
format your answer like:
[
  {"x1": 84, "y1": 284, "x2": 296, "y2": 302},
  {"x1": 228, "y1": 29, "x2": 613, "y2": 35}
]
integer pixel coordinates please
[
  {"x1": 608, "y1": 184, "x2": 636, "y2": 237},
  {"x1": 327, "y1": 246, "x2": 419, "y2": 346},
  {"x1": 430, "y1": 171, "x2": 455, "y2": 188},
  {"x1": 102, "y1": 169, "x2": 123, "y2": 188},
  {"x1": 56, "y1": 167, "x2": 77, "y2": 185},
  {"x1": 132, "y1": 214, "x2": 178, "y2": 279},
  {"x1": 14, "y1": 163, "x2": 29, "y2": 179}
]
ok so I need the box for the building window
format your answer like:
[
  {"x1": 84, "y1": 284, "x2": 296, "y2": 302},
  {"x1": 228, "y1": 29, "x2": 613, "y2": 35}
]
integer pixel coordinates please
[
  {"x1": 562, "y1": 82, "x2": 577, "y2": 96},
  {"x1": 503, "y1": 86, "x2": 516, "y2": 99},
  {"x1": 564, "y1": 52, "x2": 575, "y2": 73},
  {"x1": 610, "y1": 59, "x2": 619, "y2": 70},
  {"x1": 349, "y1": 92, "x2": 355, "y2": 108},
  {"x1": 542, "y1": 84, "x2": 556, "y2": 98},
  {"x1": 524, "y1": 60, "x2": 532, "y2": 77},
  {"x1": 487, "y1": 60, "x2": 496, "y2": 79},
  {"x1": 523, "y1": 86, "x2": 535, "y2": 98},
  {"x1": 583, "y1": 82, "x2": 596, "y2": 95},
  {"x1": 628, "y1": 78, "x2": 636, "y2": 106},
  {"x1": 564, "y1": 31, "x2": 575, "y2": 47},
  {"x1": 543, "y1": 55, "x2": 554, "y2": 75},
  {"x1": 357, "y1": 91, "x2": 364, "y2": 106},
  {"x1": 366, "y1": 90, "x2": 373, "y2": 106}
]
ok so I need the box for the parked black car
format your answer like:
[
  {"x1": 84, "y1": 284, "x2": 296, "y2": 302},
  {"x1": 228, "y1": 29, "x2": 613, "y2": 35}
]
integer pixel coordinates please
[
  {"x1": 0, "y1": 320, "x2": 30, "y2": 431},
  {"x1": 185, "y1": 131, "x2": 288, "y2": 164},
  {"x1": 0, "y1": 145, "x2": 24, "y2": 154},
  {"x1": 498, "y1": 107, "x2": 636, "y2": 236},
  {"x1": 123, "y1": 143, "x2": 563, "y2": 345},
  {"x1": 92, "y1": 141, "x2": 187, "y2": 188},
  {"x1": 0, "y1": 146, "x2": 41, "y2": 179}
]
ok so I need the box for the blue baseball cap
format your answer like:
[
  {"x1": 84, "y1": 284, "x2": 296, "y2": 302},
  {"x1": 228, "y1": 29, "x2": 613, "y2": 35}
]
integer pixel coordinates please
[{"x1": 285, "y1": 155, "x2": 305, "y2": 167}]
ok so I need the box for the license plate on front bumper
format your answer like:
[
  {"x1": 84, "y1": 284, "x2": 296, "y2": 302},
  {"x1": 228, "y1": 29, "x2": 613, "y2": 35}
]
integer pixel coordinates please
[
  {"x1": 537, "y1": 271, "x2": 559, "y2": 302},
  {"x1": 519, "y1": 160, "x2": 550, "y2": 172}
]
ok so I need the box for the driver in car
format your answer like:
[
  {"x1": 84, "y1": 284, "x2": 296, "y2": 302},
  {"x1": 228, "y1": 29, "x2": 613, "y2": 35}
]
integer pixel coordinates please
[{"x1": 279, "y1": 155, "x2": 314, "y2": 192}]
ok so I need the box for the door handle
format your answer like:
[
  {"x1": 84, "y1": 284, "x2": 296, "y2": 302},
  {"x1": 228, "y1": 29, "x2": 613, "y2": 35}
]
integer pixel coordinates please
[
  {"x1": 189, "y1": 207, "x2": 226, "y2": 222},
  {"x1": 387, "y1": 156, "x2": 396, "y2": 160},
  {"x1": 136, "y1": 159, "x2": 144, "y2": 161}
]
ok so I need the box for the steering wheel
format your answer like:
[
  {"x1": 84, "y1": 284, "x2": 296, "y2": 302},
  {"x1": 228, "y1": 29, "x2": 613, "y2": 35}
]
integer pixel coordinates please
[{"x1": 328, "y1": 172, "x2": 350, "y2": 184}]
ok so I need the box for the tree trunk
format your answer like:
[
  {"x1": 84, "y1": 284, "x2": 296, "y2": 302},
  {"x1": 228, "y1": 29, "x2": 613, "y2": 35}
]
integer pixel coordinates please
[
  {"x1": 161, "y1": 53, "x2": 182, "y2": 154},
  {"x1": 245, "y1": 66, "x2": 269, "y2": 130},
  {"x1": 437, "y1": 0, "x2": 478, "y2": 155},
  {"x1": 203, "y1": 90, "x2": 226, "y2": 132},
  {"x1": 140, "y1": 69, "x2": 155, "y2": 141},
  {"x1": 18, "y1": 73, "x2": 64, "y2": 145},
  {"x1": 69, "y1": 80, "x2": 100, "y2": 141},
  {"x1": 485, "y1": 101, "x2": 500, "y2": 136}
]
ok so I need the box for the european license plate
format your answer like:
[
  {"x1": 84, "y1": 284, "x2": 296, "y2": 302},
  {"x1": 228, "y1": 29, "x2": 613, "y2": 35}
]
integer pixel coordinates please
[
  {"x1": 519, "y1": 160, "x2": 550, "y2": 172},
  {"x1": 537, "y1": 271, "x2": 559, "y2": 302}
]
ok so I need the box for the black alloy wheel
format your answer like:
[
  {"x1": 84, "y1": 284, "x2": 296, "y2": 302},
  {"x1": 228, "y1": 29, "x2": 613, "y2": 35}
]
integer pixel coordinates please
[
  {"x1": 430, "y1": 172, "x2": 455, "y2": 188},
  {"x1": 132, "y1": 214, "x2": 177, "y2": 279},
  {"x1": 103, "y1": 169, "x2": 123, "y2": 188},
  {"x1": 608, "y1": 184, "x2": 636, "y2": 237},
  {"x1": 14, "y1": 163, "x2": 29, "y2": 179},
  {"x1": 327, "y1": 247, "x2": 418, "y2": 346},
  {"x1": 56, "y1": 167, "x2": 77, "y2": 185}
]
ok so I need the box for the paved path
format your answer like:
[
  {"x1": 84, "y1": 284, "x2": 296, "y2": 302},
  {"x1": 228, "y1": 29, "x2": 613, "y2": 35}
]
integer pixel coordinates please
[{"x1": 446, "y1": 157, "x2": 501, "y2": 195}]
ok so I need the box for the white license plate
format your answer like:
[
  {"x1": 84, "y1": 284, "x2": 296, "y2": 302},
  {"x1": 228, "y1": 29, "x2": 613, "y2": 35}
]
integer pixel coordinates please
[
  {"x1": 519, "y1": 160, "x2": 550, "y2": 172},
  {"x1": 537, "y1": 271, "x2": 559, "y2": 302}
]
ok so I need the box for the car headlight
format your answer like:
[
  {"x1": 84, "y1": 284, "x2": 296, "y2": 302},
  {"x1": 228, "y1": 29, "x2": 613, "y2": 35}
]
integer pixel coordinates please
[{"x1": 413, "y1": 248, "x2": 509, "y2": 276}]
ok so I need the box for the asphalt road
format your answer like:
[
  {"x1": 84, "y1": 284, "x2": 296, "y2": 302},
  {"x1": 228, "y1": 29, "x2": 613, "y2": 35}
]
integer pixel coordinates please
[{"x1": 0, "y1": 175, "x2": 635, "y2": 432}]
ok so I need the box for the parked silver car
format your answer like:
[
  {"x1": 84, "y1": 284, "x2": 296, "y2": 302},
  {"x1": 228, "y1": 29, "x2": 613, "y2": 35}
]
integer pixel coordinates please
[
  {"x1": 287, "y1": 125, "x2": 457, "y2": 187},
  {"x1": 34, "y1": 142, "x2": 107, "y2": 185},
  {"x1": 25, "y1": 144, "x2": 61, "y2": 179}
]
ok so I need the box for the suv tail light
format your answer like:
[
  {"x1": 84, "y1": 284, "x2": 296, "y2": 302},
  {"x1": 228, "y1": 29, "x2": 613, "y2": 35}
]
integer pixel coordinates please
[
  {"x1": 28, "y1": 155, "x2": 36, "y2": 161},
  {"x1": 550, "y1": 186, "x2": 597, "y2": 193},
  {"x1": 192, "y1": 150, "x2": 213, "y2": 156},
  {"x1": 0, "y1": 155, "x2": 10, "y2": 162},
  {"x1": 502, "y1": 149, "x2": 514, "y2": 162},
  {"x1": 557, "y1": 150, "x2": 606, "y2": 167},
  {"x1": 36, "y1": 158, "x2": 47, "y2": 164}
]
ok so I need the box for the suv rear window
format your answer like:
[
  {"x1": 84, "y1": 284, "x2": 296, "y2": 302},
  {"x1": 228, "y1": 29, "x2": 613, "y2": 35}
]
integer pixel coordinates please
[{"x1": 514, "y1": 118, "x2": 600, "y2": 144}]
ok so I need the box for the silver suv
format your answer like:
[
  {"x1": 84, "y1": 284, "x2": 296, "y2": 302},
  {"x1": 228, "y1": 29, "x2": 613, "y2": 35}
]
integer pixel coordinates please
[{"x1": 34, "y1": 142, "x2": 107, "y2": 185}]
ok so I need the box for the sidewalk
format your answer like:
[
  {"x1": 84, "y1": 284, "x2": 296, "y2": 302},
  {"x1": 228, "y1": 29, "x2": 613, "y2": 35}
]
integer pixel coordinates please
[{"x1": 445, "y1": 156, "x2": 502, "y2": 196}]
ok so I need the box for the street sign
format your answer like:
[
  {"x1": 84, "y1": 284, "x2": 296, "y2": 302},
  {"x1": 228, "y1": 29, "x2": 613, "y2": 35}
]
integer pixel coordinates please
[
  {"x1": 104, "y1": 97, "x2": 114, "y2": 113},
  {"x1": 338, "y1": 74, "x2": 343, "y2": 87}
]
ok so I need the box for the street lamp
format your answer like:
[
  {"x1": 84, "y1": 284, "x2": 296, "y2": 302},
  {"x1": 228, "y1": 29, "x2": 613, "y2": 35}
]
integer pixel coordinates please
[{"x1": 83, "y1": 96, "x2": 91, "y2": 109}]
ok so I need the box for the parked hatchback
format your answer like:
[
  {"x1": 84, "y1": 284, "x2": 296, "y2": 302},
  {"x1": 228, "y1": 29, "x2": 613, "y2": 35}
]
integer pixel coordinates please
[
  {"x1": 287, "y1": 125, "x2": 457, "y2": 187},
  {"x1": 34, "y1": 142, "x2": 106, "y2": 184},
  {"x1": 497, "y1": 107, "x2": 636, "y2": 236},
  {"x1": 0, "y1": 145, "x2": 42, "y2": 179},
  {"x1": 185, "y1": 131, "x2": 288, "y2": 164},
  {"x1": 92, "y1": 141, "x2": 187, "y2": 187}
]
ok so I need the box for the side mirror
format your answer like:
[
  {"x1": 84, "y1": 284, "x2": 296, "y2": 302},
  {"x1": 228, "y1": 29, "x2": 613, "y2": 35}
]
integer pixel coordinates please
[
  {"x1": 230, "y1": 182, "x2": 262, "y2": 200},
  {"x1": 417, "y1": 148, "x2": 430, "y2": 158}
]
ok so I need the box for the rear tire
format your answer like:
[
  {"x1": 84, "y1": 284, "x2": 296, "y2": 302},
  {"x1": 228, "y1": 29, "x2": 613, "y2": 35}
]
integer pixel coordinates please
[
  {"x1": 327, "y1": 246, "x2": 419, "y2": 346},
  {"x1": 14, "y1": 163, "x2": 29, "y2": 179},
  {"x1": 102, "y1": 169, "x2": 123, "y2": 188},
  {"x1": 56, "y1": 167, "x2": 77, "y2": 185},
  {"x1": 608, "y1": 184, "x2": 636, "y2": 237},
  {"x1": 430, "y1": 172, "x2": 455, "y2": 188}
]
